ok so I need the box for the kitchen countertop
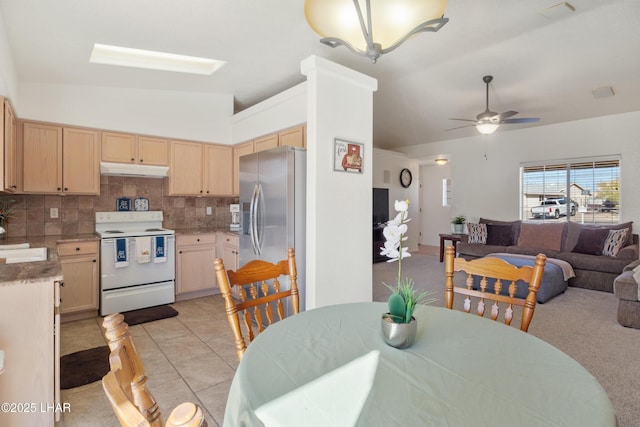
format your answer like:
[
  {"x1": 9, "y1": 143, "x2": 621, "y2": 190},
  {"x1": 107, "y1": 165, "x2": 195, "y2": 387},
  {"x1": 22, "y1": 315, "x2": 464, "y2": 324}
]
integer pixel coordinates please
[
  {"x1": 0, "y1": 234, "x2": 99, "y2": 262},
  {"x1": 174, "y1": 228, "x2": 240, "y2": 236},
  {"x1": 0, "y1": 260, "x2": 63, "y2": 287}
]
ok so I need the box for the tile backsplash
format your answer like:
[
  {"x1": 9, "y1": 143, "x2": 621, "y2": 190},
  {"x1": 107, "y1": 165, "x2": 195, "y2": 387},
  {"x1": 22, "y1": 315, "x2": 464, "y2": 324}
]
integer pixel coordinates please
[{"x1": 3, "y1": 176, "x2": 238, "y2": 238}]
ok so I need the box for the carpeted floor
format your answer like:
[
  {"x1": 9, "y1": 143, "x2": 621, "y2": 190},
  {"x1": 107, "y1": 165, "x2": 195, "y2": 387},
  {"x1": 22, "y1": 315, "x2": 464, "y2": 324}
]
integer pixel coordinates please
[{"x1": 373, "y1": 248, "x2": 640, "y2": 427}]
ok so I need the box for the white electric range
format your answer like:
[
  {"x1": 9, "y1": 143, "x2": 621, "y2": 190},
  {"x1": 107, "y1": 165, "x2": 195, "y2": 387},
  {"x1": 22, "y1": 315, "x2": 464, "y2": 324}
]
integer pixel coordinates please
[{"x1": 95, "y1": 211, "x2": 175, "y2": 316}]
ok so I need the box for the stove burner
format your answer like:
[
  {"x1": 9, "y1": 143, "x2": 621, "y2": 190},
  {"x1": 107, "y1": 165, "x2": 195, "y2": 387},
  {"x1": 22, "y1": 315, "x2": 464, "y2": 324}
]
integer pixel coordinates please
[{"x1": 145, "y1": 228, "x2": 164, "y2": 232}]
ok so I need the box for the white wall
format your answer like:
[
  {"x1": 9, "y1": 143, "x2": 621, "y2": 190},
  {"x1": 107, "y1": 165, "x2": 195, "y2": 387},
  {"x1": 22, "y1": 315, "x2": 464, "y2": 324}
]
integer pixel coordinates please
[
  {"x1": 302, "y1": 56, "x2": 378, "y2": 309},
  {"x1": 400, "y1": 111, "x2": 640, "y2": 242},
  {"x1": 0, "y1": 7, "x2": 18, "y2": 102},
  {"x1": 17, "y1": 83, "x2": 233, "y2": 144},
  {"x1": 420, "y1": 162, "x2": 452, "y2": 246},
  {"x1": 231, "y1": 83, "x2": 306, "y2": 143},
  {"x1": 372, "y1": 148, "x2": 420, "y2": 252}
]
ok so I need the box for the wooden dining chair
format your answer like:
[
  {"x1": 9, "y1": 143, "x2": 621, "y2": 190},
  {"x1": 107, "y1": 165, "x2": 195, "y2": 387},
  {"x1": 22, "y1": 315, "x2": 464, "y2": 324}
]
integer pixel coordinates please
[
  {"x1": 101, "y1": 313, "x2": 207, "y2": 427},
  {"x1": 444, "y1": 245, "x2": 546, "y2": 332},
  {"x1": 214, "y1": 247, "x2": 300, "y2": 361}
]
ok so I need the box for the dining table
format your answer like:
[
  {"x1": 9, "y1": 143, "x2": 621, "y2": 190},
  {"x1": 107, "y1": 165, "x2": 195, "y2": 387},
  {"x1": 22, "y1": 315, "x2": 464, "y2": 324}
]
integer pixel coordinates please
[{"x1": 223, "y1": 302, "x2": 617, "y2": 427}]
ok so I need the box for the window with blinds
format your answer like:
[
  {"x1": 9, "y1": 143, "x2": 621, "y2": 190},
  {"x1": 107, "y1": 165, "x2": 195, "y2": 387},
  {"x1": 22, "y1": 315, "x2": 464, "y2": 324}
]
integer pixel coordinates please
[{"x1": 520, "y1": 156, "x2": 620, "y2": 224}]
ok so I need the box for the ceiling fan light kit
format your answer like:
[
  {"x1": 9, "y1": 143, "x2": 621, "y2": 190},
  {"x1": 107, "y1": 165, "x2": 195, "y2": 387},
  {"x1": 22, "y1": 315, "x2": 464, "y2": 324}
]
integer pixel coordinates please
[
  {"x1": 304, "y1": 0, "x2": 449, "y2": 63},
  {"x1": 447, "y1": 75, "x2": 540, "y2": 135}
]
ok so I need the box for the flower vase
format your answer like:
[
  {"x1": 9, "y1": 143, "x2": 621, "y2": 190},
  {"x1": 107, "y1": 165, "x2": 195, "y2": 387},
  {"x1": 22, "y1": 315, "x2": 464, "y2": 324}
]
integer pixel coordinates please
[
  {"x1": 0, "y1": 225, "x2": 6, "y2": 240},
  {"x1": 381, "y1": 314, "x2": 417, "y2": 349}
]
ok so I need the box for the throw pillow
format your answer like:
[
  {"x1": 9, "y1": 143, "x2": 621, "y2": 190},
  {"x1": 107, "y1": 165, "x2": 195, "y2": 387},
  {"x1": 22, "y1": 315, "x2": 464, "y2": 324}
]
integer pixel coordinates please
[
  {"x1": 517, "y1": 222, "x2": 566, "y2": 252},
  {"x1": 602, "y1": 228, "x2": 629, "y2": 257},
  {"x1": 467, "y1": 223, "x2": 487, "y2": 244},
  {"x1": 572, "y1": 228, "x2": 610, "y2": 255},
  {"x1": 633, "y1": 264, "x2": 640, "y2": 285},
  {"x1": 486, "y1": 224, "x2": 515, "y2": 246}
]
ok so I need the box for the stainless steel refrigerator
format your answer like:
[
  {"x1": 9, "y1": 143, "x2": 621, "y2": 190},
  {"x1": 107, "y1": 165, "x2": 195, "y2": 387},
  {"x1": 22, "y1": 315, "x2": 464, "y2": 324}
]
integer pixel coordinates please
[{"x1": 239, "y1": 145, "x2": 306, "y2": 312}]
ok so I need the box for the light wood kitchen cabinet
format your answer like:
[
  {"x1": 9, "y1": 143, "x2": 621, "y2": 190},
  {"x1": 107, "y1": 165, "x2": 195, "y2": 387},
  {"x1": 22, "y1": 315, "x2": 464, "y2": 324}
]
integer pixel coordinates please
[
  {"x1": 168, "y1": 140, "x2": 233, "y2": 196},
  {"x1": 0, "y1": 274, "x2": 61, "y2": 426},
  {"x1": 22, "y1": 122, "x2": 100, "y2": 194},
  {"x1": 221, "y1": 232, "x2": 239, "y2": 271},
  {"x1": 233, "y1": 140, "x2": 254, "y2": 195},
  {"x1": 1, "y1": 98, "x2": 17, "y2": 192},
  {"x1": 101, "y1": 131, "x2": 168, "y2": 166},
  {"x1": 254, "y1": 133, "x2": 278, "y2": 152},
  {"x1": 279, "y1": 124, "x2": 306, "y2": 148},
  {"x1": 204, "y1": 144, "x2": 233, "y2": 196},
  {"x1": 57, "y1": 240, "x2": 100, "y2": 320},
  {"x1": 168, "y1": 140, "x2": 203, "y2": 195},
  {"x1": 176, "y1": 233, "x2": 218, "y2": 300}
]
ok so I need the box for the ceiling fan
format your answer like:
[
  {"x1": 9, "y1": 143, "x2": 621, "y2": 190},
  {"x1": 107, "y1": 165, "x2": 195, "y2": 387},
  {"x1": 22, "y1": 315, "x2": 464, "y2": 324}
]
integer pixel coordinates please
[{"x1": 446, "y1": 75, "x2": 540, "y2": 135}]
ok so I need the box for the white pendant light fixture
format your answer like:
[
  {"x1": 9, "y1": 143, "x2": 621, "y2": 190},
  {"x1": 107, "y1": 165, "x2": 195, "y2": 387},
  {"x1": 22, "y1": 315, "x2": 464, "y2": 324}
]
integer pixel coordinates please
[{"x1": 305, "y1": 0, "x2": 449, "y2": 63}]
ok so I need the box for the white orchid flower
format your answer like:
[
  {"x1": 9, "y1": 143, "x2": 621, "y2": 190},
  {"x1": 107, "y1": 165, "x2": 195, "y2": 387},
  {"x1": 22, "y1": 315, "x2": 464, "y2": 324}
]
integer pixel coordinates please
[{"x1": 394, "y1": 200, "x2": 409, "y2": 212}]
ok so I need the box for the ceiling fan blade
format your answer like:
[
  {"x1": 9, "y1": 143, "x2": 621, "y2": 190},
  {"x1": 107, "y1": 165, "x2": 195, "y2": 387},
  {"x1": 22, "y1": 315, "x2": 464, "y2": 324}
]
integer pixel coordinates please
[
  {"x1": 501, "y1": 117, "x2": 540, "y2": 124},
  {"x1": 497, "y1": 110, "x2": 518, "y2": 120},
  {"x1": 445, "y1": 124, "x2": 476, "y2": 131},
  {"x1": 448, "y1": 118, "x2": 477, "y2": 122}
]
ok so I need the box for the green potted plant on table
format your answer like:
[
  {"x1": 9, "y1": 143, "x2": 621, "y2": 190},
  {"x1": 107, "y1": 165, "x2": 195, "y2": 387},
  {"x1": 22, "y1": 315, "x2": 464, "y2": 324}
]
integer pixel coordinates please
[
  {"x1": 380, "y1": 200, "x2": 436, "y2": 349},
  {"x1": 451, "y1": 215, "x2": 466, "y2": 234},
  {"x1": 0, "y1": 197, "x2": 16, "y2": 240}
]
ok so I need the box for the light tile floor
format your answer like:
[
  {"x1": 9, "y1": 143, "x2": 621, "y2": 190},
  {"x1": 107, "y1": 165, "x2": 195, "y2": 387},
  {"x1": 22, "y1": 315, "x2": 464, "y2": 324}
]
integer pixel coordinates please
[{"x1": 57, "y1": 296, "x2": 238, "y2": 427}]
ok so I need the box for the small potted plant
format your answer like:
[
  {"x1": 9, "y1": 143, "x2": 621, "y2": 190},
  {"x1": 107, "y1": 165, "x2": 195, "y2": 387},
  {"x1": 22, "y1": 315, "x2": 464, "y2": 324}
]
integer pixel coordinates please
[
  {"x1": 380, "y1": 200, "x2": 436, "y2": 349},
  {"x1": 0, "y1": 197, "x2": 16, "y2": 240},
  {"x1": 451, "y1": 215, "x2": 466, "y2": 234}
]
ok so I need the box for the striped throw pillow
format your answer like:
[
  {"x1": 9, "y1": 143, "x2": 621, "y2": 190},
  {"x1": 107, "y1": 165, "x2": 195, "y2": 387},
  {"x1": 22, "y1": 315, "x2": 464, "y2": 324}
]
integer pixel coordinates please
[
  {"x1": 467, "y1": 223, "x2": 487, "y2": 244},
  {"x1": 602, "y1": 228, "x2": 629, "y2": 257}
]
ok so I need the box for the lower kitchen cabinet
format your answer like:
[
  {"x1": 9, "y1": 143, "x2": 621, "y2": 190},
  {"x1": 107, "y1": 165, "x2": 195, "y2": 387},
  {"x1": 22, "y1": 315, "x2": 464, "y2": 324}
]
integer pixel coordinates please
[
  {"x1": 220, "y1": 232, "x2": 239, "y2": 271},
  {"x1": 57, "y1": 240, "x2": 99, "y2": 321},
  {"x1": 176, "y1": 233, "x2": 219, "y2": 300}
]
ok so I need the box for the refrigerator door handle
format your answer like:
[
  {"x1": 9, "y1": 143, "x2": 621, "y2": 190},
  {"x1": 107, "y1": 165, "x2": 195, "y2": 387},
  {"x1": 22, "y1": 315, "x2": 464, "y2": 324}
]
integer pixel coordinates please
[
  {"x1": 255, "y1": 183, "x2": 265, "y2": 255},
  {"x1": 250, "y1": 183, "x2": 260, "y2": 255}
]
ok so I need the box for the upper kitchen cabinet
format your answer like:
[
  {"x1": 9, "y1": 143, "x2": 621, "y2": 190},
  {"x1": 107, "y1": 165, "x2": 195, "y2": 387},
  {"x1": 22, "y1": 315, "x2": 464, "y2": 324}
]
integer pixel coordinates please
[
  {"x1": 254, "y1": 133, "x2": 278, "y2": 153},
  {"x1": 168, "y1": 140, "x2": 203, "y2": 195},
  {"x1": 233, "y1": 140, "x2": 254, "y2": 195},
  {"x1": 278, "y1": 124, "x2": 306, "y2": 149},
  {"x1": 203, "y1": 144, "x2": 233, "y2": 196},
  {"x1": 23, "y1": 122, "x2": 100, "y2": 194},
  {"x1": 167, "y1": 140, "x2": 234, "y2": 196},
  {"x1": 1, "y1": 98, "x2": 17, "y2": 192},
  {"x1": 101, "y1": 131, "x2": 168, "y2": 166}
]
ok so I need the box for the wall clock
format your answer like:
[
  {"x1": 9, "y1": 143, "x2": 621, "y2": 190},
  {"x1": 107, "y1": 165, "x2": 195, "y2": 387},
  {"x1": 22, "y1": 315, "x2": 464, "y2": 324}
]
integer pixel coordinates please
[{"x1": 399, "y1": 168, "x2": 412, "y2": 188}]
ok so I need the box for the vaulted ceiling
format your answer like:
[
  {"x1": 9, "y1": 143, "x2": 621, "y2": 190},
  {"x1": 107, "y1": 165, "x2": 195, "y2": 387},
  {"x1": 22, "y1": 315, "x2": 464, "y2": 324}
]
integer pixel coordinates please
[{"x1": 1, "y1": 0, "x2": 638, "y2": 150}]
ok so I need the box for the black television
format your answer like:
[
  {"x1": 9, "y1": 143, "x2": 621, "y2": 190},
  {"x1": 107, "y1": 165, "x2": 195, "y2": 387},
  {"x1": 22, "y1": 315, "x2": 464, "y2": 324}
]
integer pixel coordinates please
[{"x1": 373, "y1": 188, "x2": 389, "y2": 263}]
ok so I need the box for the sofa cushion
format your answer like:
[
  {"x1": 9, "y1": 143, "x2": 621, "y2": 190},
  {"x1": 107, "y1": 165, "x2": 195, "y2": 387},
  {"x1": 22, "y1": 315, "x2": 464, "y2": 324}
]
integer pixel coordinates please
[
  {"x1": 573, "y1": 227, "x2": 609, "y2": 255},
  {"x1": 517, "y1": 222, "x2": 566, "y2": 252},
  {"x1": 557, "y1": 251, "x2": 631, "y2": 274},
  {"x1": 564, "y1": 221, "x2": 634, "y2": 252},
  {"x1": 506, "y1": 246, "x2": 559, "y2": 259},
  {"x1": 486, "y1": 224, "x2": 516, "y2": 246},
  {"x1": 480, "y1": 218, "x2": 521, "y2": 243},
  {"x1": 602, "y1": 228, "x2": 629, "y2": 257},
  {"x1": 467, "y1": 223, "x2": 487, "y2": 244},
  {"x1": 613, "y1": 270, "x2": 639, "y2": 301},
  {"x1": 456, "y1": 243, "x2": 507, "y2": 258}
]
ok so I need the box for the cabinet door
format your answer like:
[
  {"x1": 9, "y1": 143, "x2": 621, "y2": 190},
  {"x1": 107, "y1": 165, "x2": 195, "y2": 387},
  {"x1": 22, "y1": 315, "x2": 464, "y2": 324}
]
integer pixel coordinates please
[
  {"x1": 101, "y1": 131, "x2": 136, "y2": 163},
  {"x1": 23, "y1": 122, "x2": 63, "y2": 193},
  {"x1": 168, "y1": 140, "x2": 203, "y2": 195},
  {"x1": 3, "y1": 100, "x2": 17, "y2": 192},
  {"x1": 63, "y1": 127, "x2": 100, "y2": 194},
  {"x1": 176, "y1": 244, "x2": 217, "y2": 294},
  {"x1": 138, "y1": 136, "x2": 168, "y2": 166},
  {"x1": 59, "y1": 256, "x2": 99, "y2": 314},
  {"x1": 204, "y1": 144, "x2": 233, "y2": 196},
  {"x1": 233, "y1": 140, "x2": 254, "y2": 195},
  {"x1": 254, "y1": 133, "x2": 278, "y2": 152},
  {"x1": 279, "y1": 124, "x2": 305, "y2": 148}
]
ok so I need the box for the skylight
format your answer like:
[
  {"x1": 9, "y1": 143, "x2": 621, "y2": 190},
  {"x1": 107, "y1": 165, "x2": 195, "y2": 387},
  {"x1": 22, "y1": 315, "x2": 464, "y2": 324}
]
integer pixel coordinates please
[{"x1": 89, "y1": 44, "x2": 225, "y2": 75}]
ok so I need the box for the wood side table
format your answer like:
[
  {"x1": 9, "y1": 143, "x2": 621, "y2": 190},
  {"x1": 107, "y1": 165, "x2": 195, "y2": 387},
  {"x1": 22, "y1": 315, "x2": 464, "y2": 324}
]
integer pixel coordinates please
[{"x1": 439, "y1": 233, "x2": 466, "y2": 262}]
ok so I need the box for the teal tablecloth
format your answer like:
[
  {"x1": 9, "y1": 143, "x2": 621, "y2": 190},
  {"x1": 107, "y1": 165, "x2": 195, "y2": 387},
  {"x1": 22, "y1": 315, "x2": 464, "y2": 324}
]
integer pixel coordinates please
[{"x1": 223, "y1": 302, "x2": 616, "y2": 427}]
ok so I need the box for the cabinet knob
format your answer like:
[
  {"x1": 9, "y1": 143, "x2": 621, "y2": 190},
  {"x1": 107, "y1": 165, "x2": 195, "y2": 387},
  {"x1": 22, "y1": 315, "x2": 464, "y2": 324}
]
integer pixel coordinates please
[
  {"x1": 131, "y1": 158, "x2": 135, "y2": 161},
  {"x1": 60, "y1": 282, "x2": 65, "y2": 287},
  {"x1": 11, "y1": 185, "x2": 16, "y2": 189},
  {"x1": 57, "y1": 187, "x2": 62, "y2": 191},
  {"x1": 179, "y1": 250, "x2": 183, "y2": 254},
  {"x1": 64, "y1": 187, "x2": 69, "y2": 191},
  {"x1": 93, "y1": 259, "x2": 97, "y2": 263},
  {"x1": 75, "y1": 247, "x2": 80, "y2": 251},
  {"x1": 140, "y1": 159, "x2": 144, "y2": 163},
  {"x1": 197, "y1": 238, "x2": 200, "y2": 242},
  {"x1": 200, "y1": 190, "x2": 203, "y2": 193}
]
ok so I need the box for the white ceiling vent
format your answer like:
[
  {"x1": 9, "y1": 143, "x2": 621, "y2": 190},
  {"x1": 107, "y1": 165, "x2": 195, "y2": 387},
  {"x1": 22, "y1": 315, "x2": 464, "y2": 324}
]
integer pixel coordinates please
[{"x1": 592, "y1": 86, "x2": 615, "y2": 99}]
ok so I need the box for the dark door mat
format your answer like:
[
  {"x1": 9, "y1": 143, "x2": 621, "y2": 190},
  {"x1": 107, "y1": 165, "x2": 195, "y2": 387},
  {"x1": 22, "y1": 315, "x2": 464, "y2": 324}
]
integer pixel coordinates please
[
  {"x1": 60, "y1": 346, "x2": 111, "y2": 390},
  {"x1": 122, "y1": 305, "x2": 179, "y2": 326}
]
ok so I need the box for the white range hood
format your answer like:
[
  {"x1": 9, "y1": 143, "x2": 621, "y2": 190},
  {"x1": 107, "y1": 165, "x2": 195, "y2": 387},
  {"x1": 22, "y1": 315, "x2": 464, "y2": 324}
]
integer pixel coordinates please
[{"x1": 100, "y1": 162, "x2": 169, "y2": 178}]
